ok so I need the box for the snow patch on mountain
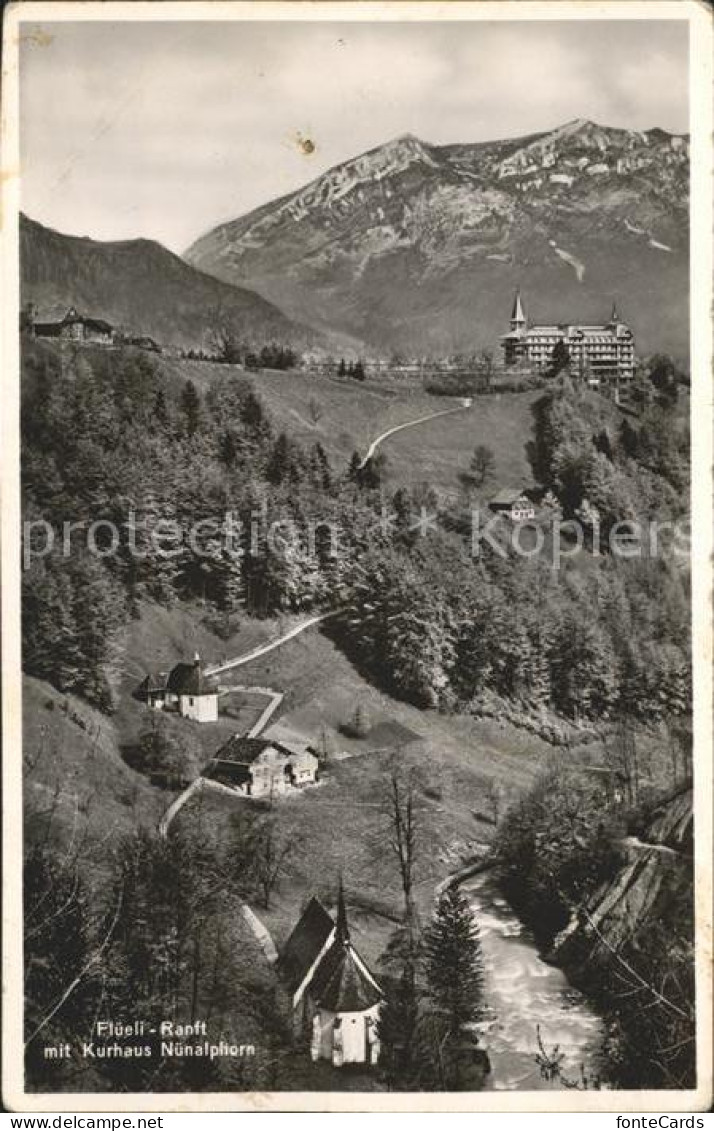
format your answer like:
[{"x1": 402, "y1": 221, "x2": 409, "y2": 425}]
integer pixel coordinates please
[{"x1": 549, "y1": 240, "x2": 585, "y2": 281}]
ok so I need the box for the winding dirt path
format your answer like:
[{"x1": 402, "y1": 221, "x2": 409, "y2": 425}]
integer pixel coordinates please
[
  {"x1": 205, "y1": 609, "x2": 342, "y2": 677},
  {"x1": 358, "y1": 401, "x2": 472, "y2": 470},
  {"x1": 159, "y1": 777, "x2": 205, "y2": 838}
]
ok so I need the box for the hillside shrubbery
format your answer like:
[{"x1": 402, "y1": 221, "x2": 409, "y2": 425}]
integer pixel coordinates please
[{"x1": 496, "y1": 768, "x2": 627, "y2": 938}]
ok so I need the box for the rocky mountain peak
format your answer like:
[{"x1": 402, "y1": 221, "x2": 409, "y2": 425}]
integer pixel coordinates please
[{"x1": 184, "y1": 120, "x2": 689, "y2": 360}]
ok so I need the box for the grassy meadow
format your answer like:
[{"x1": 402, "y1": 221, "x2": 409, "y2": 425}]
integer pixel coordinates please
[{"x1": 157, "y1": 356, "x2": 541, "y2": 497}]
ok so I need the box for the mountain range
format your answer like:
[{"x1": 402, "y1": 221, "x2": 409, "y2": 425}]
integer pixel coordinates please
[
  {"x1": 185, "y1": 119, "x2": 689, "y2": 360},
  {"x1": 20, "y1": 214, "x2": 327, "y2": 353}
]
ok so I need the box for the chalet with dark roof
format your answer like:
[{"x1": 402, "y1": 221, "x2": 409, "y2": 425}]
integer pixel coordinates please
[
  {"x1": 489, "y1": 487, "x2": 536, "y2": 522},
  {"x1": 278, "y1": 884, "x2": 382, "y2": 1068},
  {"x1": 202, "y1": 734, "x2": 318, "y2": 798},
  {"x1": 24, "y1": 304, "x2": 115, "y2": 346}
]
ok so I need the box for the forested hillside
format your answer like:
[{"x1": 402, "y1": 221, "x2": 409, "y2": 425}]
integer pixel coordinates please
[{"x1": 22, "y1": 339, "x2": 690, "y2": 726}]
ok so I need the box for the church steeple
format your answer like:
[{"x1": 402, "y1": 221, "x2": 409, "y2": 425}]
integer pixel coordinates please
[
  {"x1": 510, "y1": 289, "x2": 526, "y2": 331},
  {"x1": 335, "y1": 877, "x2": 350, "y2": 944},
  {"x1": 609, "y1": 300, "x2": 620, "y2": 324}
]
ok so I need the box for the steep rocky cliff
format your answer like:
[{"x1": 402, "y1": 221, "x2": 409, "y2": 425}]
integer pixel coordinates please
[{"x1": 552, "y1": 785, "x2": 693, "y2": 962}]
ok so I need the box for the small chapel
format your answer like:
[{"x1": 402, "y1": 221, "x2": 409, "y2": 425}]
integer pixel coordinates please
[{"x1": 277, "y1": 883, "x2": 383, "y2": 1068}]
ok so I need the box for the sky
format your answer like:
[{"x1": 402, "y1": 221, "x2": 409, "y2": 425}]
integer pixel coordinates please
[{"x1": 20, "y1": 18, "x2": 689, "y2": 253}]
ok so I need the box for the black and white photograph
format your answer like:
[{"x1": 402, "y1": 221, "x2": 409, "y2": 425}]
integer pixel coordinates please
[{"x1": 2, "y1": 0, "x2": 712, "y2": 1113}]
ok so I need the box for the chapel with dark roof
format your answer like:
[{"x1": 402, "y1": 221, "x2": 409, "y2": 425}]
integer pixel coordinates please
[
  {"x1": 277, "y1": 882, "x2": 383, "y2": 1068},
  {"x1": 135, "y1": 653, "x2": 218, "y2": 723}
]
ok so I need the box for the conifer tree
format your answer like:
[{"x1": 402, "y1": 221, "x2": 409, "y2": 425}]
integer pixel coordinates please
[
  {"x1": 152, "y1": 388, "x2": 170, "y2": 433},
  {"x1": 309, "y1": 442, "x2": 332, "y2": 490},
  {"x1": 180, "y1": 379, "x2": 201, "y2": 437},
  {"x1": 349, "y1": 701, "x2": 369, "y2": 737},
  {"x1": 347, "y1": 451, "x2": 363, "y2": 485},
  {"x1": 422, "y1": 885, "x2": 484, "y2": 1037},
  {"x1": 266, "y1": 432, "x2": 291, "y2": 486}
]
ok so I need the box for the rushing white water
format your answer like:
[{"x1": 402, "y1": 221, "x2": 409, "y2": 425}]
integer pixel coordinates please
[{"x1": 463, "y1": 875, "x2": 606, "y2": 1092}]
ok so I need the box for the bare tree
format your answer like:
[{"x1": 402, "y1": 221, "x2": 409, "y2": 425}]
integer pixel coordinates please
[
  {"x1": 376, "y1": 759, "x2": 425, "y2": 1085},
  {"x1": 252, "y1": 817, "x2": 297, "y2": 909},
  {"x1": 663, "y1": 719, "x2": 692, "y2": 788},
  {"x1": 316, "y1": 724, "x2": 331, "y2": 768},
  {"x1": 384, "y1": 758, "x2": 422, "y2": 935},
  {"x1": 484, "y1": 779, "x2": 506, "y2": 825}
]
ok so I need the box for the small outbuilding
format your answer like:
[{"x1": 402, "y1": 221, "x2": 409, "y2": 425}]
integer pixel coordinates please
[{"x1": 135, "y1": 670, "x2": 170, "y2": 711}]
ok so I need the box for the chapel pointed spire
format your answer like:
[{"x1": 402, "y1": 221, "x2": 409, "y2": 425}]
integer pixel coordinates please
[
  {"x1": 511, "y1": 289, "x2": 526, "y2": 330},
  {"x1": 609, "y1": 300, "x2": 620, "y2": 324},
  {"x1": 335, "y1": 876, "x2": 350, "y2": 944}
]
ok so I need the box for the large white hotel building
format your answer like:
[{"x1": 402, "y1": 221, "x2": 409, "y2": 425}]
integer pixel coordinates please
[{"x1": 501, "y1": 291, "x2": 636, "y2": 384}]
